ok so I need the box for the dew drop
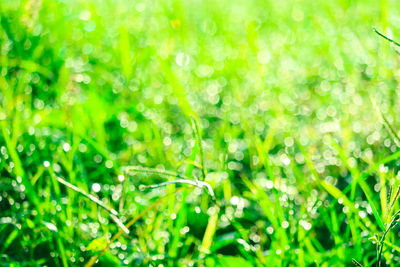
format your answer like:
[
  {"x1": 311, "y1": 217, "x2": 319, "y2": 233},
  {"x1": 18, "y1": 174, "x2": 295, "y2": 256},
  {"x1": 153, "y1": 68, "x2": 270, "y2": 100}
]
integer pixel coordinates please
[{"x1": 92, "y1": 183, "x2": 101, "y2": 193}]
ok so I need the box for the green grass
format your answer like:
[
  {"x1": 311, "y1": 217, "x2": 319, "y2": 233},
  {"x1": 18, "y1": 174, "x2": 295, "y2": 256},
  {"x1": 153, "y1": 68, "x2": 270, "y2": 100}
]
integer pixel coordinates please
[{"x1": 2, "y1": 0, "x2": 400, "y2": 266}]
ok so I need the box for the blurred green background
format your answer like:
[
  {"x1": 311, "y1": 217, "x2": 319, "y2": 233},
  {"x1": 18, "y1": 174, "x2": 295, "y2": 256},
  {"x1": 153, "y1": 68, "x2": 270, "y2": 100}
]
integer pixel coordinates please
[{"x1": 2, "y1": 0, "x2": 400, "y2": 266}]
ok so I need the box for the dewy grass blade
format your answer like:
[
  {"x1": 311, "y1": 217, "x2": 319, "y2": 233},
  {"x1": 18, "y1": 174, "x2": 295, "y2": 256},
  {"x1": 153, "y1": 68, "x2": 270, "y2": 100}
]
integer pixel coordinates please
[
  {"x1": 361, "y1": 150, "x2": 400, "y2": 180},
  {"x1": 352, "y1": 258, "x2": 363, "y2": 267},
  {"x1": 124, "y1": 165, "x2": 215, "y2": 198},
  {"x1": 300, "y1": 143, "x2": 380, "y2": 232},
  {"x1": 358, "y1": 179, "x2": 385, "y2": 231},
  {"x1": 140, "y1": 179, "x2": 215, "y2": 199},
  {"x1": 123, "y1": 166, "x2": 190, "y2": 180},
  {"x1": 0, "y1": 120, "x2": 40, "y2": 208},
  {"x1": 7, "y1": 1, "x2": 400, "y2": 266},
  {"x1": 85, "y1": 188, "x2": 184, "y2": 267},
  {"x1": 191, "y1": 116, "x2": 207, "y2": 180},
  {"x1": 377, "y1": 210, "x2": 400, "y2": 266},
  {"x1": 56, "y1": 176, "x2": 129, "y2": 234},
  {"x1": 388, "y1": 186, "x2": 400, "y2": 215},
  {"x1": 373, "y1": 28, "x2": 400, "y2": 48},
  {"x1": 370, "y1": 96, "x2": 400, "y2": 148}
]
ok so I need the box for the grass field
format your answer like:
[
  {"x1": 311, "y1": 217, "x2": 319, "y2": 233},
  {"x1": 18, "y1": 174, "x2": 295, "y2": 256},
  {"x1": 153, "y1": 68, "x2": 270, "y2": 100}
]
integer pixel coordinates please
[{"x1": 2, "y1": 0, "x2": 400, "y2": 266}]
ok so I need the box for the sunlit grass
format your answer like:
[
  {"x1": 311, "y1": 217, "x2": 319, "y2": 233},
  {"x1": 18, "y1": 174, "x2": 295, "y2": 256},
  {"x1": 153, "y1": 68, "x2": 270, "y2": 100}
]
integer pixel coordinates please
[{"x1": 2, "y1": 0, "x2": 400, "y2": 266}]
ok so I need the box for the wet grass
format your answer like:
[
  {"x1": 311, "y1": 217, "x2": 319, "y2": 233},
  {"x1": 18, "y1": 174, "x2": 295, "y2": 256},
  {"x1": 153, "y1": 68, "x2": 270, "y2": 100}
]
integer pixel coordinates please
[{"x1": 2, "y1": 0, "x2": 400, "y2": 266}]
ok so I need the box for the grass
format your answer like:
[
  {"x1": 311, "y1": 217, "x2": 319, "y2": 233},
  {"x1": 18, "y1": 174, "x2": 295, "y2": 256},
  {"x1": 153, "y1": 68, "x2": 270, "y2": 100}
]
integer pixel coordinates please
[{"x1": 2, "y1": 0, "x2": 400, "y2": 266}]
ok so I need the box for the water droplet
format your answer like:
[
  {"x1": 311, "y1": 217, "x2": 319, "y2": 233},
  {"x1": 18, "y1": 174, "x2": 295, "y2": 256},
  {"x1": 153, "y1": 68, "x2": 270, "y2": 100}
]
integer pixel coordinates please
[
  {"x1": 267, "y1": 226, "x2": 274, "y2": 234},
  {"x1": 63, "y1": 143, "x2": 71, "y2": 152},
  {"x1": 175, "y1": 52, "x2": 190, "y2": 66},
  {"x1": 230, "y1": 196, "x2": 239, "y2": 205},
  {"x1": 92, "y1": 183, "x2": 101, "y2": 193},
  {"x1": 195, "y1": 206, "x2": 201, "y2": 214},
  {"x1": 105, "y1": 160, "x2": 113, "y2": 168}
]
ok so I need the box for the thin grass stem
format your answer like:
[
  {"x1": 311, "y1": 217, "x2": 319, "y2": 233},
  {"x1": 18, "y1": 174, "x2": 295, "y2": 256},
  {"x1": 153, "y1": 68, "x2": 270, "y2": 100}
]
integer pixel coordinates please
[
  {"x1": 377, "y1": 210, "x2": 400, "y2": 266},
  {"x1": 191, "y1": 116, "x2": 207, "y2": 180},
  {"x1": 123, "y1": 166, "x2": 191, "y2": 180},
  {"x1": 374, "y1": 28, "x2": 400, "y2": 47},
  {"x1": 352, "y1": 258, "x2": 363, "y2": 267},
  {"x1": 85, "y1": 187, "x2": 184, "y2": 267},
  {"x1": 56, "y1": 176, "x2": 129, "y2": 234},
  {"x1": 140, "y1": 179, "x2": 215, "y2": 199}
]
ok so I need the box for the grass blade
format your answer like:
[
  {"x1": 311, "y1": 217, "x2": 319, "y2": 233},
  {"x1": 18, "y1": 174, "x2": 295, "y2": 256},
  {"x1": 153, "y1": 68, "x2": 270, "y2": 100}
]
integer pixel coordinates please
[
  {"x1": 373, "y1": 28, "x2": 400, "y2": 48},
  {"x1": 191, "y1": 116, "x2": 207, "y2": 180},
  {"x1": 56, "y1": 176, "x2": 129, "y2": 234}
]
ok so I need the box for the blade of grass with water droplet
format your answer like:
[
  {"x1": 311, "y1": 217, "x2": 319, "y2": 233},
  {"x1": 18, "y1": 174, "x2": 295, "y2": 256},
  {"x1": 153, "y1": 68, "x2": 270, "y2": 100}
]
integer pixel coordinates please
[
  {"x1": 300, "y1": 143, "x2": 380, "y2": 232},
  {"x1": 191, "y1": 116, "x2": 207, "y2": 180},
  {"x1": 85, "y1": 187, "x2": 184, "y2": 267},
  {"x1": 0, "y1": 119, "x2": 40, "y2": 209}
]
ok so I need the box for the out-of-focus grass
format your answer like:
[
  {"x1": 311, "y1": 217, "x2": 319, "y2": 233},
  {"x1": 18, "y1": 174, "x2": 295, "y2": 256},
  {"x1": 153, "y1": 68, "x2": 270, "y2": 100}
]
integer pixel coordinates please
[{"x1": 2, "y1": 0, "x2": 400, "y2": 266}]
